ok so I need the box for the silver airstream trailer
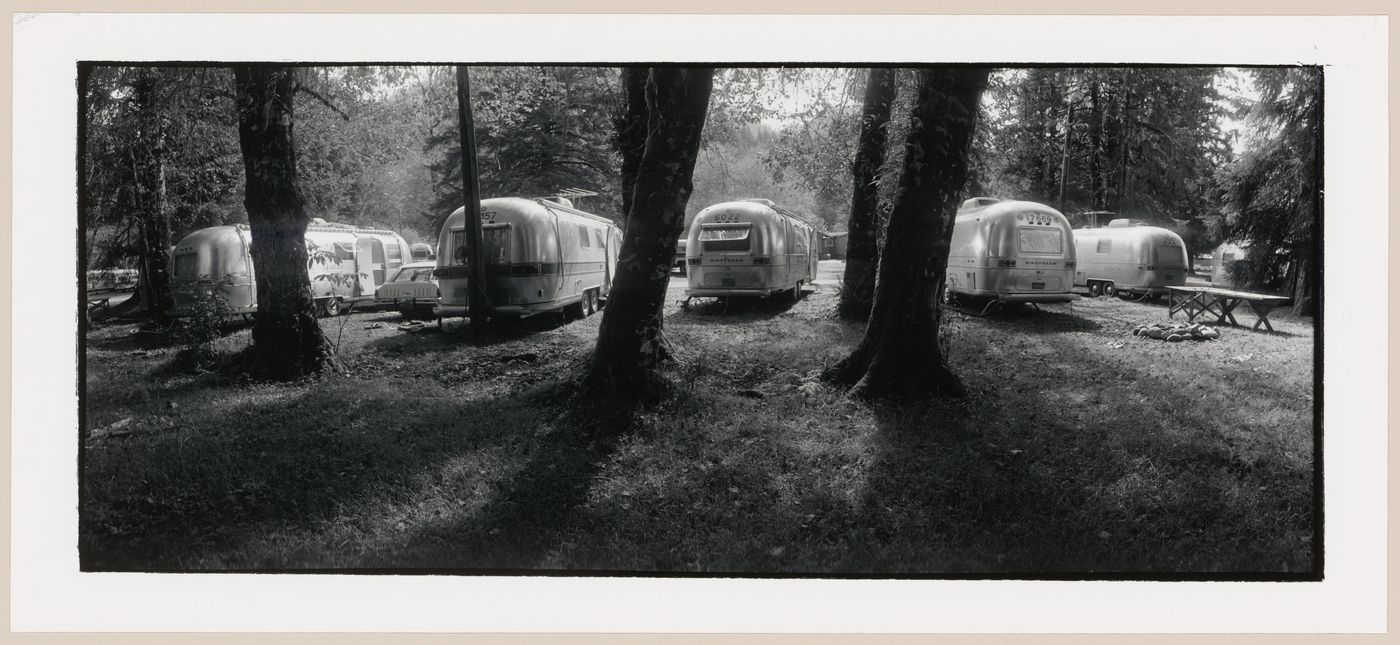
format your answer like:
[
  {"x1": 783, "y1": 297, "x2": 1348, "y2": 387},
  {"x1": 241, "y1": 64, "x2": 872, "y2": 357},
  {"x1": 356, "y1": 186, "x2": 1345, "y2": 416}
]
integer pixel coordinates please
[
  {"x1": 944, "y1": 198, "x2": 1078, "y2": 304},
  {"x1": 409, "y1": 242, "x2": 436, "y2": 262},
  {"x1": 432, "y1": 196, "x2": 622, "y2": 319},
  {"x1": 1210, "y1": 242, "x2": 1249, "y2": 288},
  {"x1": 1072, "y1": 219, "x2": 1189, "y2": 298},
  {"x1": 683, "y1": 198, "x2": 818, "y2": 302},
  {"x1": 170, "y1": 221, "x2": 410, "y2": 317}
]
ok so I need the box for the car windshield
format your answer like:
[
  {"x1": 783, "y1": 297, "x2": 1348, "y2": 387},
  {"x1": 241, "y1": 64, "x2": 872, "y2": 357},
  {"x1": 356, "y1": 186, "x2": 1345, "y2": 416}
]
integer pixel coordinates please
[{"x1": 402, "y1": 267, "x2": 435, "y2": 282}]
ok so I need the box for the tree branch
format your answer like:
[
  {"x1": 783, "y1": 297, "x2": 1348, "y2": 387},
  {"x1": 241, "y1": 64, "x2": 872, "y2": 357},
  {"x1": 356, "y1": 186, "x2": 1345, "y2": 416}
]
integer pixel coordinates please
[{"x1": 296, "y1": 85, "x2": 351, "y2": 121}]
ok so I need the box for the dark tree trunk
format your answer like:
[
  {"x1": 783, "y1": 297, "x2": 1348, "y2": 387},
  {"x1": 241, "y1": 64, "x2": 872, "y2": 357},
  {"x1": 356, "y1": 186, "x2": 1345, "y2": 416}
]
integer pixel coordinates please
[
  {"x1": 1088, "y1": 78, "x2": 1105, "y2": 211},
  {"x1": 838, "y1": 68, "x2": 897, "y2": 321},
  {"x1": 586, "y1": 68, "x2": 714, "y2": 398},
  {"x1": 616, "y1": 67, "x2": 649, "y2": 225},
  {"x1": 1116, "y1": 70, "x2": 1132, "y2": 213},
  {"x1": 232, "y1": 66, "x2": 339, "y2": 379},
  {"x1": 1057, "y1": 102, "x2": 1073, "y2": 213},
  {"x1": 133, "y1": 71, "x2": 175, "y2": 324},
  {"x1": 824, "y1": 68, "x2": 989, "y2": 400},
  {"x1": 1292, "y1": 249, "x2": 1314, "y2": 316},
  {"x1": 455, "y1": 66, "x2": 489, "y2": 330}
]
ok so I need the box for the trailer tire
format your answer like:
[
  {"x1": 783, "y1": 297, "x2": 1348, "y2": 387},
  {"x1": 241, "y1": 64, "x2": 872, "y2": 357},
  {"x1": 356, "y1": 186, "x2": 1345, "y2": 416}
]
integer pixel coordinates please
[
  {"x1": 568, "y1": 296, "x2": 587, "y2": 319},
  {"x1": 321, "y1": 298, "x2": 342, "y2": 317},
  {"x1": 1088, "y1": 282, "x2": 1102, "y2": 297},
  {"x1": 1103, "y1": 284, "x2": 1116, "y2": 298},
  {"x1": 583, "y1": 290, "x2": 596, "y2": 316}
]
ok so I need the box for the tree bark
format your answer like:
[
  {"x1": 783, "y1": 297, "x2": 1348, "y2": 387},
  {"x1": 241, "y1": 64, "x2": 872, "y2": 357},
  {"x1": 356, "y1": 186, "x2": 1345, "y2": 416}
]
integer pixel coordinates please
[
  {"x1": 1057, "y1": 101, "x2": 1074, "y2": 213},
  {"x1": 823, "y1": 68, "x2": 989, "y2": 400},
  {"x1": 616, "y1": 67, "x2": 649, "y2": 226},
  {"x1": 1116, "y1": 70, "x2": 1132, "y2": 213},
  {"x1": 837, "y1": 68, "x2": 896, "y2": 321},
  {"x1": 1088, "y1": 77, "x2": 1105, "y2": 211},
  {"x1": 133, "y1": 70, "x2": 175, "y2": 324},
  {"x1": 586, "y1": 68, "x2": 715, "y2": 398},
  {"x1": 232, "y1": 66, "x2": 340, "y2": 379}
]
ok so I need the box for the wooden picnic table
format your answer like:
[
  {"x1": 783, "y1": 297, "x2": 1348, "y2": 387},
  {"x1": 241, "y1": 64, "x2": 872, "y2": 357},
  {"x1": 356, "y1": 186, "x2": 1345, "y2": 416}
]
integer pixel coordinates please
[{"x1": 1166, "y1": 286, "x2": 1291, "y2": 332}]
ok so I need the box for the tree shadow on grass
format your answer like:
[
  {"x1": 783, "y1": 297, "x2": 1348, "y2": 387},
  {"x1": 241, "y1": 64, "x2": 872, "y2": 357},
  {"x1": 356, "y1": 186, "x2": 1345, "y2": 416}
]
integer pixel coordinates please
[
  {"x1": 364, "y1": 394, "x2": 641, "y2": 570},
  {"x1": 79, "y1": 377, "x2": 535, "y2": 571},
  {"x1": 671, "y1": 291, "x2": 806, "y2": 323},
  {"x1": 955, "y1": 303, "x2": 1103, "y2": 335},
  {"x1": 851, "y1": 327, "x2": 1315, "y2": 575},
  {"x1": 360, "y1": 313, "x2": 592, "y2": 355}
]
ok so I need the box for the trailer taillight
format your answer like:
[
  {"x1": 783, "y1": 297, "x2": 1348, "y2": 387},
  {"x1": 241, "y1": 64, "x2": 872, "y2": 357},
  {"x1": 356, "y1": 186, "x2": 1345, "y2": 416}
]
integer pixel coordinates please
[
  {"x1": 753, "y1": 256, "x2": 772, "y2": 265},
  {"x1": 1065, "y1": 260, "x2": 1076, "y2": 269},
  {"x1": 688, "y1": 257, "x2": 701, "y2": 265},
  {"x1": 997, "y1": 259, "x2": 1017, "y2": 268}
]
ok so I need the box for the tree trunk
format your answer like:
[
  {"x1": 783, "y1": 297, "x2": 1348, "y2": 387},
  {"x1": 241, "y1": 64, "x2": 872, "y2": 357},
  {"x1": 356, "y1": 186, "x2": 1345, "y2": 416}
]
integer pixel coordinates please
[
  {"x1": 455, "y1": 66, "x2": 489, "y2": 330},
  {"x1": 232, "y1": 66, "x2": 340, "y2": 379},
  {"x1": 1057, "y1": 102, "x2": 1073, "y2": 213},
  {"x1": 616, "y1": 67, "x2": 649, "y2": 225},
  {"x1": 586, "y1": 68, "x2": 714, "y2": 398},
  {"x1": 133, "y1": 70, "x2": 175, "y2": 324},
  {"x1": 1088, "y1": 77, "x2": 1105, "y2": 211},
  {"x1": 1116, "y1": 70, "x2": 1132, "y2": 213},
  {"x1": 838, "y1": 68, "x2": 896, "y2": 321},
  {"x1": 824, "y1": 68, "x2": 989, "y2": 400}
]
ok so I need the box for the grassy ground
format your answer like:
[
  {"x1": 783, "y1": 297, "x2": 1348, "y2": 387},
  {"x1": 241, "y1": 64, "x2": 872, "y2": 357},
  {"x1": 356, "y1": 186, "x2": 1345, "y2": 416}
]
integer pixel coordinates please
[{"x1": 81, "y1": 262, "x2": 1316, "y2": 574}]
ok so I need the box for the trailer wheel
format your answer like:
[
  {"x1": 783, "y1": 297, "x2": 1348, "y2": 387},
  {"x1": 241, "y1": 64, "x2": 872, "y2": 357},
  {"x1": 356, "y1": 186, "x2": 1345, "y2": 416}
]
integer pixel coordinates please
[
  {"x1": 321, "y1": 298, "x2": 342, "y2": 317},
  {"x1": 1088, "y1": 282, "x2": 1102, "y2": 297},
  {"x1": 583, "y1": 290, "x2": 596, "y2": 316},
  {"x1": 568, "y1": 296, "x2": 587, "y2": 319},
  {"x1": 1103, "y1": 284, "x2": 1116, "y2": 298}
]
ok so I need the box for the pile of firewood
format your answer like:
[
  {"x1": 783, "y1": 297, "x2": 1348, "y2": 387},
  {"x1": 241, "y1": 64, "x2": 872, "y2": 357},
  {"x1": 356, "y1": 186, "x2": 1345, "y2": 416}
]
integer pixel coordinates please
[{"x1": 1132, "y1": 321, "x2": 1220, "y2": 342}]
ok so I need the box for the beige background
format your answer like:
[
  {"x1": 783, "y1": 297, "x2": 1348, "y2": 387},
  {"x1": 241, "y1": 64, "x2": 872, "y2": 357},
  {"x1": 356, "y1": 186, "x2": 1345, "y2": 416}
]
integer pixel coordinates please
[{"x1": 5, "y1": 1, "x2": 1393, "y2": 641}]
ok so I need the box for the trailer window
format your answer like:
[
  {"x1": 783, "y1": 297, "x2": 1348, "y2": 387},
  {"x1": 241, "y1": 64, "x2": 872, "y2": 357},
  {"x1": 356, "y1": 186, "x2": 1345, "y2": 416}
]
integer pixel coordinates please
[
  {"x1": 1018, "y1": 228, "x2": 1063, "y2": 254},
  {"x1": 482, "y1": 226, "x2": 510, "y2": 263},
  {"x1": 451, "y1": 227, "x2": 511, "y2": 264},
  {"x1": 173, "y1": 253, "x2": 197, "y2": 279},
  {"x1": 578, "y1": 225, "x2": 591, "y2": 248},
  {"x1": 700, "y1": 225, "x2": 751, "y2": 252},
  {"x1": 1155, "y1": 244, "x2": 1185, "y2": 267},
  {"x1": 1096, "y1": 239, "x2": 1112, "y2": 254}
]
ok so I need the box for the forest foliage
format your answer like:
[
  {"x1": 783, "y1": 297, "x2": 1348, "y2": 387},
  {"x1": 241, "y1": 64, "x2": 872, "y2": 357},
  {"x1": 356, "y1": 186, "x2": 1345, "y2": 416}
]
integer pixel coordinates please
[{"x1": 84, "y1": 64, "x2": 1320, "y2": 306}]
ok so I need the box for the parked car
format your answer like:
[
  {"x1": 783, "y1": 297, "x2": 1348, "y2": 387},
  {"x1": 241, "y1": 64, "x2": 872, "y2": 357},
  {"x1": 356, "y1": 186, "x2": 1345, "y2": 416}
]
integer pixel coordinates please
[{"x1": 374, "y1": 261, "x2": 439, "y2": 318}]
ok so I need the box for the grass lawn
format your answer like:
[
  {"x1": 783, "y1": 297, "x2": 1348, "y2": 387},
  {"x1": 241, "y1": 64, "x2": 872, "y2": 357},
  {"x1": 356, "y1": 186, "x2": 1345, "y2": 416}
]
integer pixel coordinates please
[{"x1": 80, "y1": 262, "x2": 1316, "y2": 575}]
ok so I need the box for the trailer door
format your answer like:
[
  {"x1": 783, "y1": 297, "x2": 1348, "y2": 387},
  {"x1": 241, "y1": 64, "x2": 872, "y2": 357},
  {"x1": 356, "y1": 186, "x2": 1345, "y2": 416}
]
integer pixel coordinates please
[{"x1": 602, "y1": 228, "x2": 616, "y2": 294}]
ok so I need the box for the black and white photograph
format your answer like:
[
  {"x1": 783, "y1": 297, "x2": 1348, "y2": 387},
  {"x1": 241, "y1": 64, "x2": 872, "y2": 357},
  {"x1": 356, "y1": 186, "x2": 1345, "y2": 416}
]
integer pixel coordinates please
[
  {"x1": 11, "y1": 11, "x2": 1388, "y2": 634},
  {"x1": 77, "y1": 61, "x2": 1322, "y2": 576}
]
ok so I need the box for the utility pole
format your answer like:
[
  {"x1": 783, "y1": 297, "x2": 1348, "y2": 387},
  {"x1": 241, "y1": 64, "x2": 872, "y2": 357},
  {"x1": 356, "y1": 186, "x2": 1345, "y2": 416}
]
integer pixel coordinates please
[{"x1": 455, "y1": 66, "x2": 488, "y2": 332}]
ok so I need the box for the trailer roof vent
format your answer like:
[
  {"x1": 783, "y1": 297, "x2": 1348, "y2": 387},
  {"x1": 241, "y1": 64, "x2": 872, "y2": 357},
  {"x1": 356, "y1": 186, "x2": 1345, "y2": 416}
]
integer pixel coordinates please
[
  {"x1": 960, "y1": 197, "x2": 1001, "y2": 210},
  {"x1": 1107, "y1": 218, "x2": 1146, "y2": 228}
]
